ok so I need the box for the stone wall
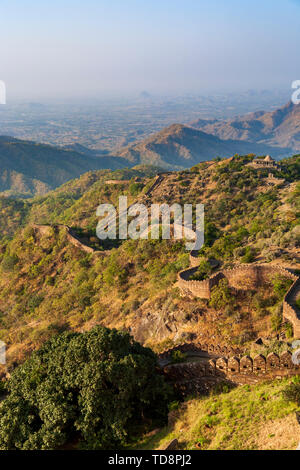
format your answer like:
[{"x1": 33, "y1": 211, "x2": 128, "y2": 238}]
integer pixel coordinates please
[
  {"x1": 178, "y1": 261, "x2": 300, "y2": 338},
  {"x1": 144, "y1": 174, "x2": 165, "y2": 196},
  {"x1": 159, "y1": 341, "x2": 243, "y2": 361},
  {"x1": 223, "y1": 264, "x2": 297, "y2": 290},
  {"x1": 177, "y1": 266, "x2": 212, "y2": 298},
  {"x1": 283, "y1": 278, "x2": 300, "y2": 338},
  {"x1": 179, "y1": 263, "x2": 297, "y2": 296},
  {"x1": 105, "y1": 180, "x2": 130, "y2": 185},
  {"x1": 163, "y1": 351, "x2": 300, "y2": 395},
  {"x1": 66, "y1": 227, "x2": 96, "y2": 254},
  {"x1": 33, "y1": 224, "x2": 107, "y2": 256},
  {"x1": 189, "y1": 251, "x2": 200, "y2": 267}
]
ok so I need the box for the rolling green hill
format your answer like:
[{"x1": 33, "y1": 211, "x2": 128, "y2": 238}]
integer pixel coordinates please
[
  {"x1": 114, "y1": 123, "x2": 292, "y2": 168},
  {"x1": 0, "y1": 153, "x2": 298, "y2": 451},
  {"x1": 0, "y1": 154, "x2": 298, "y2": 369},
  {"x1": 0, "y1": 136, "x2": 128, "y2": 197}
]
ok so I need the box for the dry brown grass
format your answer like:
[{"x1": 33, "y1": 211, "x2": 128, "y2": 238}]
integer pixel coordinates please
[{"x1": 255, "y1": 415, "x2": 300, "y2": 450}]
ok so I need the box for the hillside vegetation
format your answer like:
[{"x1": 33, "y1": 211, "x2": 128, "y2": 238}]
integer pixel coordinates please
[
  {"x1": 0, "y1": 326, "x2": 170, "y2": 450},
  {"x1": 0, "y1": 136, "x2": 128, "y2": 197},
  {"x1": 134, "y1": 377, "x2": 300, "y2": 450},
  {"x1": 0, "y1": 154, "x2": 298, "y2": 369}
]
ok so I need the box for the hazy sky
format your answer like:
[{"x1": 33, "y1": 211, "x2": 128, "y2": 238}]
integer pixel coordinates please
[{"x1": 0, "y1": 0, "x2": 300, "y2": 100}]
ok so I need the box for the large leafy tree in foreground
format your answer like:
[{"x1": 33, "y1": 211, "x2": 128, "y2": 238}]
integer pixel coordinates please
[{"x1": 0, "y1": 326, "x2": 171, "y2": 450}]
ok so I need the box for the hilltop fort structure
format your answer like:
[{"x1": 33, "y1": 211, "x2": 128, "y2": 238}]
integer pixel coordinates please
[{"x1": 250, "y1": 155, "x2": 279, "y2": 169}]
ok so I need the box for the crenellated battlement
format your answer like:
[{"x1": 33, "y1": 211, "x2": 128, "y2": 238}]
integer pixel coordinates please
[
  {"x1": 159, "y1": 341, "x2": 243, "y2": 360},
  {"x1": 162, "y1": 349, "x2": 300, "y2": 394}
]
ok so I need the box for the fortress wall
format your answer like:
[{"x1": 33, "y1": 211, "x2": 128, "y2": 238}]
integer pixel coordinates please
[
  {"x1": 105, "y1": 180, "x2": 130, "y2": 185},
  {"x1": 220, "y1": 264, "x2": 296, "y2": 290},
  {"x1": 283, "y1": 278, "x2": 300, "y2": 338},
  {"x1": 177, "y1": 269, "x2": 224, "y2": 299},
  {"x1": 67, "y1": 227, "x2": 96, "y2": 254},
  {"x1": 178, "y1": 260, "x2": 300, "y2": 338},
  {"x1": 159, "y1": 342, "x2": 243, "y2": 360},
  {"x1": 144, "y1": 174, "x2": 164, "y2": 196},
  {"x1": 189, "y1": 251, "x2": 201, "y2": 267},
  {"x1": 179, "y1": 263, "x2": 297, "y2": 297},
  {"x1": 223, "y1": 265, "x2": 260, "y2": 289},
  {"x1": 177, "y1": 267, "x2": 211, "y2": 298},
  {"x1": 33, "y1": 223, "x2": 107, "y2": 256},
  {"x1": 163, "y1": 351, "x2": 300, "y2": 394}
]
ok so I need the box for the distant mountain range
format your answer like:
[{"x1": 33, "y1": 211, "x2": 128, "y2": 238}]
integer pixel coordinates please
[
  {"x1": 190, "y1": 101, "x2": 300, "y2": 151},
  {"x1": 0, "y1": 101, "x2": 297, "y2": 197},
  {"x1": 113, "y1": 122, "x2": 291, "y2": 169},
  {"x1": 0, "y1": 137, "x2": 127, "y2": 197}
]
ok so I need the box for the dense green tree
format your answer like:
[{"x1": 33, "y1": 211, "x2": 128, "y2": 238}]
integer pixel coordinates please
[{"x1": 0, "y1": 326, "x2": 171, "y2": 450}]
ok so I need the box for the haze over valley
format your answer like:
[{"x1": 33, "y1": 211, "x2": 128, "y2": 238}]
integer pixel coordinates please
[{"x1": 0, "y1": 97, "x2": 297, "y2": 197}]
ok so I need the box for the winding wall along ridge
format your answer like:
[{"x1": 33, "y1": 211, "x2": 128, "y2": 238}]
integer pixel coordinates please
[
  {"x1": 32, "y1": 173, "x2": 168, "y2": 255},
  {"x1": 178, "y1": 253, "x2": 300, "y2": 338},
  {"x1": 33, "y1": 224, "x2": 106, "y2": 254}
]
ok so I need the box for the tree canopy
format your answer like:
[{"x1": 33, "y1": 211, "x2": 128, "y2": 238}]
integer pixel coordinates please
[{"x1": 0, "y1": 326, "x2": 171, "y2": 450}]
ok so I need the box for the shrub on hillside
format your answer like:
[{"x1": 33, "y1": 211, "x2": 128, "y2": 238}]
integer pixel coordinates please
[
  {"x1": 209, "y1": 279, "x2": 235, "y2": 311},
  {"x1": 241, "y1": 246, "x2": 256, "y2": 263},
  {"x1": 282, "y1": 377, "x2": 300, "y2": 406},
  {"x1": 0, "y1": 326, "x2": 171, "y2": 450},
  {"x1": 190, "y1": 259, "x2": 213, "y2": 281},
  {"x1": 1, "y1": 254, "x2": 19, "y2": 272},
  {"x1": 271, "y1": 275, "x2": 293, "y2": 300},
  {"x1": 270, "y1": 305, "x2": 283, "y2": 332},
  {"x1": 129, "y1": 182, "x2": 143, "y2": 196},
  {"x1": 171, "y1": 350, "x2": 186, "y2": 364}
]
